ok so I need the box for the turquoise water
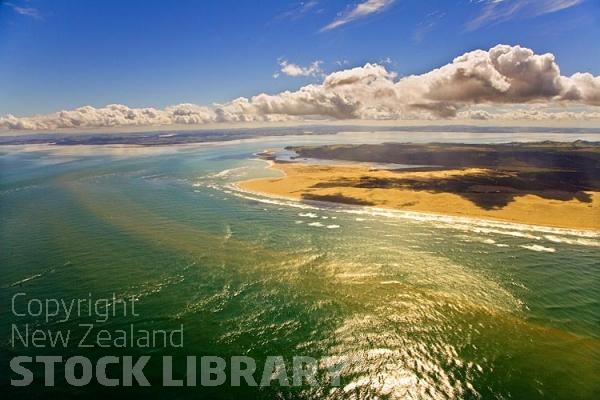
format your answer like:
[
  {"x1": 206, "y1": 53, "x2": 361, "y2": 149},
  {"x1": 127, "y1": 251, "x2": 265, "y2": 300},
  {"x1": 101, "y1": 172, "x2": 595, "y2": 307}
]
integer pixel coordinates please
[{"x1": 1, "y1": 132, "x2": 599, "y2": 398}]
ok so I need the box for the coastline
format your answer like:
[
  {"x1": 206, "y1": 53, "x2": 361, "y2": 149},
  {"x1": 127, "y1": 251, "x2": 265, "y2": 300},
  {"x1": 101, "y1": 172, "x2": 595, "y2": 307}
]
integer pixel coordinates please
[{"x1": 237, "y1": 162, "x2": 600, "y2": 231}]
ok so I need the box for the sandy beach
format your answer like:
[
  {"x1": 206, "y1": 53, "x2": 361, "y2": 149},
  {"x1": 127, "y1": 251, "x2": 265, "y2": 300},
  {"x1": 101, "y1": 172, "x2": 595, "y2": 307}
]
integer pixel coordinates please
[{"x1": 238, "y1": 162, "x2": 600, "y2": 230}]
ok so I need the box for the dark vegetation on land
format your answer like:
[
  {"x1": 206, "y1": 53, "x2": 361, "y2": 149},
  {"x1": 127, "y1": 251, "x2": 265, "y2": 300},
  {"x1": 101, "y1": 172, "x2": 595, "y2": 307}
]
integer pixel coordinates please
[{"x1": 286, "y1": 141, "x2": 600, "y2": 209}]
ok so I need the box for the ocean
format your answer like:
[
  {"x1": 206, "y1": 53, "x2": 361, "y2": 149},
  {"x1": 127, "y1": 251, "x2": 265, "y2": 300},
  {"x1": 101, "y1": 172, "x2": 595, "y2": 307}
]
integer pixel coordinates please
[{"x1": 1, "y1": 131, "x2": 599, "y2": 398}]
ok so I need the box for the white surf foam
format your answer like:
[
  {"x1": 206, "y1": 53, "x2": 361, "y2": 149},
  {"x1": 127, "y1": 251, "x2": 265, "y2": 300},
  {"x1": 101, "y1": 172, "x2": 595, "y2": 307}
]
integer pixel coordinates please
[
  {"x1": 299, "y1": 212, "x2": 319, "y2": 218},
  {"x1": 8, "y1": 273, "x2": 43, "y2": 287},
  {"x1": 224, "y1": 184, "x2": 600, "y2": 246},
  {"x1": 520, "y1": 244, "x2": 556, "y2": 253},
  {"x1": 544, "y1": 235, "x2": 600, "y2": 247}
]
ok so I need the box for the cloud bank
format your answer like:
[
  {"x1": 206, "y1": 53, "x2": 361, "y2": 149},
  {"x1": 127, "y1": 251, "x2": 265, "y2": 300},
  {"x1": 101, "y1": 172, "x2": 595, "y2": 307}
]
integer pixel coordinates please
[{"x1": 2, "y1": 44, "x2": 600, "y2": 131}]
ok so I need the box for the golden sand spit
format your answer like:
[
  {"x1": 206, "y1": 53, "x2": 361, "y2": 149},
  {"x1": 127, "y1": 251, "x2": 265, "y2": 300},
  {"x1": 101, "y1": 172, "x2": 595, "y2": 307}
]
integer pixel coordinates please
[{"x1": 238, "y1": 163, "x2": 600, "y2": 230}]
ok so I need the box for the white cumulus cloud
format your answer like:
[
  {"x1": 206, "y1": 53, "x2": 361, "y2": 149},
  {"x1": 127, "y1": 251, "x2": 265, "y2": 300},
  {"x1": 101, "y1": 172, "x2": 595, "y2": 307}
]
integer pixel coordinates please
[
  {"x1": 2, "y1": 44, "x2": 600, "y2": 131},
  {"x1": 277, "y1": 59, "x2": 324, "y2": 77}
]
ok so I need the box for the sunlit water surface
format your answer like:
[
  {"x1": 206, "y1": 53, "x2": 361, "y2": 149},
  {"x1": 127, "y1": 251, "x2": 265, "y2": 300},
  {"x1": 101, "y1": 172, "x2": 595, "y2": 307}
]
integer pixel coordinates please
[{"x1": 1, "y1": 131, "x2": 599, "y2": 398}]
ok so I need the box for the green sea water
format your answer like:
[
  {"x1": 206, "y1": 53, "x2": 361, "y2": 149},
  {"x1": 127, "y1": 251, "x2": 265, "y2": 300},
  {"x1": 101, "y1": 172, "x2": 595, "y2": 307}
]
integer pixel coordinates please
[{"x1": 1, "y1": 132, "x2": 599, "y2": 399}]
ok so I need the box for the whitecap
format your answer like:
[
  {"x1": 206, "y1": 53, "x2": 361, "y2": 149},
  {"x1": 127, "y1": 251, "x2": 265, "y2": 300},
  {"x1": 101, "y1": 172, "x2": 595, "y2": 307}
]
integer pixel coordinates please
[
  {"x1": 299, "y1": 212, "x2": 319, "y2": 218},
  {"x1": 544, "y1": 235, "x2": 600, "y2": 247},
  {"x1": 520, "y1": 244, "x2": 556, "y2": 253},
  {"x1": 210, "y1": 166, "x2": 247, "y2": 178},
  {"x1": 8, "y1": 273, "x2": 43, "y2": 287}
]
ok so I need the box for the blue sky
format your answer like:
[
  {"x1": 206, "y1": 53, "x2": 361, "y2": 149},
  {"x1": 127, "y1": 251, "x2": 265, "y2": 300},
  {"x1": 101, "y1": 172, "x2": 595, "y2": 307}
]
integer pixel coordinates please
[
  {"x1": 0, "y1": 0, "x2": 599, "y2": 125},
  {"x1": 0, "y1": 0, "x2": 600, "y2": 129}
]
